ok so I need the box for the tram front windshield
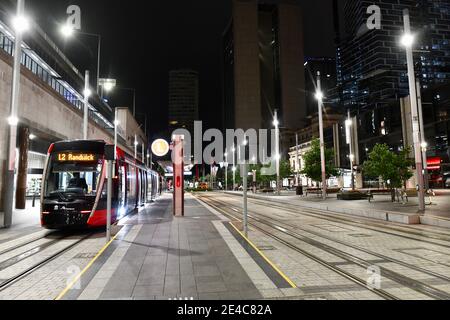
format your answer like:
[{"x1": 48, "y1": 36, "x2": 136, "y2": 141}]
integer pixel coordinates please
[{"x1": 44, "y1": 152, "x2": 103, "y2": 200}]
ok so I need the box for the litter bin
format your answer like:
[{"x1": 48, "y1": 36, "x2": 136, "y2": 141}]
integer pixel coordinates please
[{"x1": 296, "y1": 185, "x2": 303, "y2": 196}]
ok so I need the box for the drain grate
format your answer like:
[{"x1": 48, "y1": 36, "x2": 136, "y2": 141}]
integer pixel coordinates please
[{"x1": 73, "y1": 252, "x2": 97, "y2": 259}]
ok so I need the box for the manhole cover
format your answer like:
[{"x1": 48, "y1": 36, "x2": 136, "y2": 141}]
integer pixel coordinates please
[{"x1": 73, "y1": 252, "x2": 97, "y2": 259}]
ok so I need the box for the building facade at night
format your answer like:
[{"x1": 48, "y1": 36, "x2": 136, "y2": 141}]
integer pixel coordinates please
[
  {"x1": 222, "y1": 0, "x2": 306, "y2": 134},
  {"x1": 334, "y1": 0, "x2": 450, "y2": 188},
  {"x1": 168, "y1": 69, "x2": 199, "y2": 135}
]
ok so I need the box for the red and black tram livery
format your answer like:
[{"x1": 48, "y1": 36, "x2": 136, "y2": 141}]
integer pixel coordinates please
[{"x1": 40, "y1": 140, "x2": 160, "y2": 229}]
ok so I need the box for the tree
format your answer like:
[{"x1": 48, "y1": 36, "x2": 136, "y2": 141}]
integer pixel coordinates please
[
  {"x1": 363, "y1": 143, "x2": 413, "y2": 190},
  {"x1": 301, "y1": 139, "x2": 339, "y2": 184}
]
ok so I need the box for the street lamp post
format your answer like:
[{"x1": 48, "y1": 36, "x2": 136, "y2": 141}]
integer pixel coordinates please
[
  {"x1": 316, "y1": 71, "x2": 327, "y2": 200},
  {"x1": 232, "y1": 146, "x2": 236, "y2": 191},
  {"x1": 416, "y1": 80, "x2": 429, "y2": 191},
  {"x1": 273, "y1": 110, "x2": 280, "y2": 196},
  {"x1": 61, "y1": 26, "x2": 102, "y2": 94},
  {"x1": 225, "y1": 149, "x2": 228, "y2": 191},
  {"x1": 402, "y1": 9, "x2": 425, "y2": 213},
  {"x1": 346, "y1": 110, "x2": 355, "y2": 190},
  {"x1": 134, "y1": 134, "x2": 138, "y2": 159},
  {"x1": 4, "y1": 0, "x2": 28, "y2": 227},
  {"x1": 83, "y1": 70, "x2": 90, "y2": 139},
  {"x1": 295, "y1": 133, "x2": 300, "y2": 187}
]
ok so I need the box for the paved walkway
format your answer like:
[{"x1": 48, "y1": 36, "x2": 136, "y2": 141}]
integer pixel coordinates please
[
  {"x1": 61, "y1": 194, "x2": 305, "y2": 300},
  {"x1": 0, "y1": 199, "x2": 42, "y2": 243},
  {"x1": 226, "y1": 189, "x2": 450, "y2": 220}
]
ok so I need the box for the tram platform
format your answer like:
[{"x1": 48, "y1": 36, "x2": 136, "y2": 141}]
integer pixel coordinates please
[{"x1": 57, "y1": 193, "x2": 306, "y2": 300}]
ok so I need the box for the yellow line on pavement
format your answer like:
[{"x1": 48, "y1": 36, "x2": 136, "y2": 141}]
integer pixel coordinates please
[
  {"x1": 229, "y1": 221, "x2": 297, "y2": 288},
  {"x1": 54, "y1": 233, "x2": 119, "y2": 300}
]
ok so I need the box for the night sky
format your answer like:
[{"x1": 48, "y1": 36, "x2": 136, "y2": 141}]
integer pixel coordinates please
[{"x1": 25, "y1": 0, "x2": 336, "y2": 139}]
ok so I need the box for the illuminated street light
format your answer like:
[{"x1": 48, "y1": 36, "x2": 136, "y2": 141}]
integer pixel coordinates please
[
  {"x1": 316, "y1": 71, "x2": 327, "y2": 200},
  {"x1": 83, "y1": 88, "x2": 92, "y2": 98},
  {"x1": 315, "y1": 90, "x2": 324, "y2": 102},
  {"x1": 7, "y1": 116, "x2": 19, "y2": 126},
  {"x1": 273, "y1": 110, "x2": 280, "y2": 195},
  {"x1": 401, "y1": 9, "x2": 425, "y2": 212},
  {"x1": 5, "y1": 0, "x2": 27, "y2": 227},
  {"x1": 12, "y1": 15, "x2": 30, "y2": 33},
  {"x1": 29, "y1": 133, "x2": 36, "y2": 140},
  {"x1": 60, "y1": 23, "x2": 74, "y2": 37},
  {"x1": 421, "y1": 142, "x2": 428, "y2": 150},
  {"x1": 400, "y1": 33, "x2": 414, "y2": 48}
]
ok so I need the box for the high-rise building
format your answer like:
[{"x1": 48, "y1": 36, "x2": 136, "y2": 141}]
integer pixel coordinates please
[
  {"x1": 222, "y1": 0, "x2": 306, "y2": 132},
  {"x1": 334, "y1": 0, "x2": 450, "y2": 187},
  {"x1": 337, "y1": 0, "x2": 450, "y2": 111},
  {"x1": 168, "y1": 69, "x2": 199, "y2": 134}
]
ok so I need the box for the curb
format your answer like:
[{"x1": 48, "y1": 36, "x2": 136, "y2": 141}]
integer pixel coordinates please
[{"x1": 224, "y1": 192, "x2": 425, "y2": 226}]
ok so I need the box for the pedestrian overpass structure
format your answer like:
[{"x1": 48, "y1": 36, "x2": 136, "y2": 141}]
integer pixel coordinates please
[{"x1": 0, "y1": 16, "x2": 145, "y2": 226}]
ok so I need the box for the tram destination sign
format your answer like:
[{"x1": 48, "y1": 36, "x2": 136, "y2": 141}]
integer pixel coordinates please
[{"x1": 56, "y1": 152, "x2": 97, "y2": 162}]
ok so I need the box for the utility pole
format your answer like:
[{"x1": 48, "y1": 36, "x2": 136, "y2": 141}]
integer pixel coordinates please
[
  {"x1": 4, "y1": 0, "x2": 26, "y2": 227},
  {"x1": 416, "y1": 79, "x2": 429, "y2": 191},
  {"x1": 134, "y1": 134, "x2": 137, "y2": 159},
  {"x1": 346, "y1": 110, "x2": 355, "y2": 190},
  {"x1": 225, "y1": 148, "x2": 228, "y2": 191},
  {"x1": 83, "y1": 70, "x2": 90, "y2": 140},
  {"x1": 402, "y1": 9, "x2": 425, "y2": 212},
  {"x1": 316, "y1": 71, "x2": 327, "y2": 200},
  {"x1": 242, "y1": 162, "x2": 248, "y2": 237},
  {"x1": 274, "y1": 110, "x2": 280, "y2": 195},
  {"x1": 295, "y1": 133, "x2": 300, "y2": 186},
  {"x1": 232, "y1": 146, "x2": 236, "y2": 190}
]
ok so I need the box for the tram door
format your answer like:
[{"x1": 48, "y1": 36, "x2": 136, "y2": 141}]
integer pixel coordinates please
[{"x1": 118, "y1": 163, "x2": 126, "y2": 215}]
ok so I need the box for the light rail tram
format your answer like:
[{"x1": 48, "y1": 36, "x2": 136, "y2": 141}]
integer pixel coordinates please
[{"x1": 40, "y1": 140, "x2": 160, "y2": 228}]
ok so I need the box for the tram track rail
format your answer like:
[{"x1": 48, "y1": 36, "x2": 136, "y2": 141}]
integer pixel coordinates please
[
  {"x1": 0, "y1": 232, "x2": 95, "y2": 291},
  {"x1": 197, "y1": 195, "x2": 450, "y2": 300},
  {"x1": 0, "y1": 230, "x2": 63, "y2": 258},
  {"x1": 215, "y1": 196, "x2": 450, "y2": 279},
  {"x1": 223, "y1": 193, "x2": 450, "y2": 247}
]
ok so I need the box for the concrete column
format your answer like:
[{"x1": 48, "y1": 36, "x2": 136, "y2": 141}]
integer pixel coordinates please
[{"x1": 15, "y1": 127, "x2": 29, "y2": 209}]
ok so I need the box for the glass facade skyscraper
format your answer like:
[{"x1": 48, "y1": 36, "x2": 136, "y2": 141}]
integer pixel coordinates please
[{"x1": 335, "y1": 0, "x2": 450, "y2": 187}]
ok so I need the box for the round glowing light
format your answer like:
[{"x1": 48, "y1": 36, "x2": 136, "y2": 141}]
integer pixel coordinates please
[
  {"x1": 134, "y1": 140, "x2": 138, "y2": 146},
  {"x1": 83, "y1": 88, "x2": 92, "y2": 98},
  {"x1": 12, "y1": 15, "x2": 30, "y2": 33},
  {"x1": 61, "y1": 24, "x2": 74, "y2": 37},
  {"x1": 401, "y1": 33, "x2": 414, "y2": 47},
  {"x1": 114, "y1": 119, "x2": 120, "y2": 126},
  {"x1": 273, "y1": 119, "x2": 279, "y2": 127},
  {"x1": 242, "y1": 140, "x2": 248, "y2": 146},
  {"x1": 151, "y1": 139, "x2": 170, "y2": 157},
  {"x1": 29, "y1": 133, "x2": 36, "y2": 140},
  {"x1": 421, "y1": 142, "x2": 428, "y2": 149},
  {"x1": 7, "y1": 116, "x2": 19, "y2": 126},
  {"x1": 232, "y1": 166, "x2": 237, "y2": 172},
  {"x1": 315, "y1": 91, "x2": 324, "y2": 101},
  {"x1": 345, "y1": 119, "x2": 352, "y2": 127},
  {"x1": 103, "y1": 82, "x2": 115, "y2": 92}
]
